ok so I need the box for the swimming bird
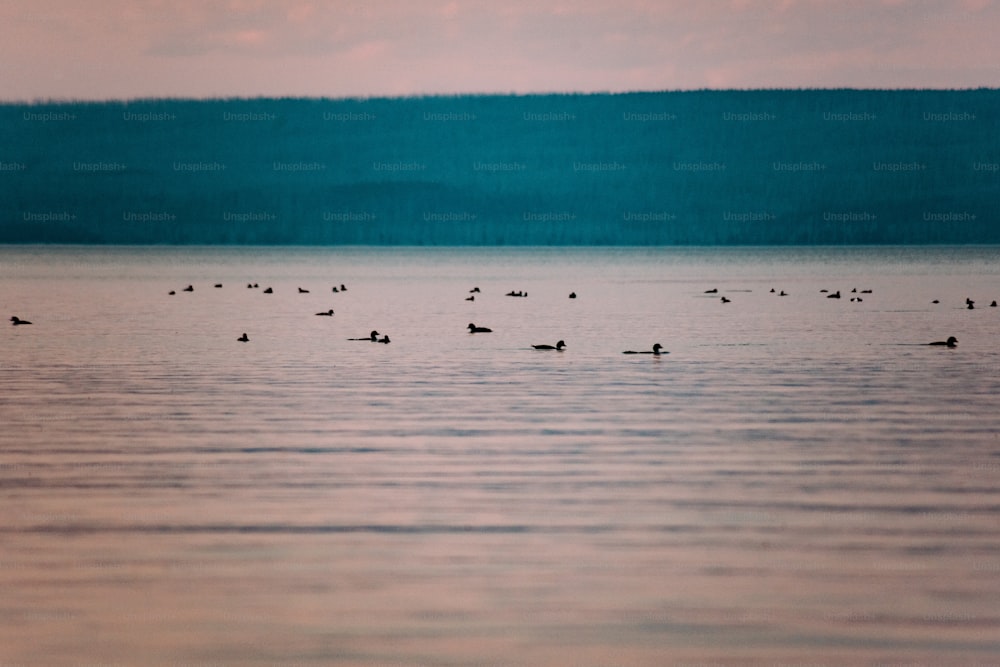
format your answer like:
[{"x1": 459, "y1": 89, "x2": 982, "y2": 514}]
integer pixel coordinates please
[
  {"x1": 532, "y1": 340, "x2": 566, "y2": 350},
  {"x1": 720, "y1": 296, "x2": 731, "y2": 303},
  {"x1": 183, "y1": 285, "x2": 193, "y2": 292},
  {"x1": 237, "y1": 333, "x2": 249, "y2": 342},
  {"x1": 779, "y1": 290, "x2": 787, "y2": 296},
  {"x1": 214, "y1": 284, "x2": 222, "y2": 288},
  {"x1": 827, "y1": 291, "x2": 841, "y2": 299},
  {"x1": 348, "y1": 330, "x2": 380, "y2": 341},
  {"x1": 263, "y1": 287, "x2": 273, "y2": 294},
  {"x1": 340, "y1": 284, "x2": 347, "y2": 292},
  {"x1": 770, "y1": 288, "x2": 775, "y2": 293},
  {"x1": 247, "y1": 283, "x2": 254, "y2": 289},
  {"x1": 928, "y1": 336, "x2": 958, "y2": 348},
  {"x1": 932, "y1": 299, "x2": 940, "y2": 304},
  {"x1": 378, "y1": 335, "x2": 390, "y2": 344},
  {"x1": 168, "y1": 290, "x2": 175, "y2": 295},
  {"x1": 992, "y1": 301, "x2": 998, "y2": 308},
  {"x1": 466, "y1": 295, "x2": 475, "y2": 301},
  {"x1": 315, "y1": 309, "x2": 334, "y2": 316},
  {"x1": 623, "y1": 343, "x2": 666, "y2": 355},
  {"x1": 861, "y1": 289, "x2": 872, "y2": 294},
  {"x1": 468, "y1": 323, "x2": 492, "y2": 333},
  {"x1": 298, "y1": 287, "x2": 310, "y2": 294},
  {"x1": 332, "y1": 287, "x2": 338, "y2": 293},
  {"x1": 10, "y1": 316, "x2": 32, "y2": 325},
  {"x1": 704, "y1": 288, "x2": 718, "y2": 294},
  {"x1": 469, "y1": 287, "x2": 480, "y2": 293},
  {"x1": 569, "y1": 292, "x2": 577, "y2": 299}
]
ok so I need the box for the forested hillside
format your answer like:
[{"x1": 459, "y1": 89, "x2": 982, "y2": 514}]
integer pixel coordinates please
[{"x1": 1, "y1": 89, "x2": 997, "y2": 244}]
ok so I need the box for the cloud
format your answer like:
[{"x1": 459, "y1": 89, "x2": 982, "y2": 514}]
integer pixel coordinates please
[{"x1": 1, "y1": 0, "x2": 999, "y2": 100}]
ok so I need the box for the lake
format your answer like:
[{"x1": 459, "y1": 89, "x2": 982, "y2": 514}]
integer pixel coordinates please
[{"x1": 1, "y1": 244, "x2": 999, "y2": 666}]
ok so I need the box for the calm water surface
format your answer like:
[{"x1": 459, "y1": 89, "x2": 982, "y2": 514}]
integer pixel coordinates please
[{"x1": 1, "y1": 245, "x2": 999, "y2": 666}]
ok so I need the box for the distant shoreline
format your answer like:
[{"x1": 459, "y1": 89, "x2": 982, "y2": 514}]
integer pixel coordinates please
[{"x1": 3, "y1": 89, "x2": 998, "y2": 245}]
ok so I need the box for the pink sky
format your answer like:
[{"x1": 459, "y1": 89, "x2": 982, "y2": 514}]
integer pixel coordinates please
[{"x1": 2, "y1": 0, "x2": 999, "y2": 101}]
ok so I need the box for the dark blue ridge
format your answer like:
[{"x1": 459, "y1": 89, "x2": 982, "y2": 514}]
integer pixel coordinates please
[{"x1": 2, "y1": 89, "x2": 998, "y2": 245}]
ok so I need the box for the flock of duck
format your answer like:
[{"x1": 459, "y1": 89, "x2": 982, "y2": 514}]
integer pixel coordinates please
[{"x1": 9, "y1": 281, "x2": 975, "y2": 353}]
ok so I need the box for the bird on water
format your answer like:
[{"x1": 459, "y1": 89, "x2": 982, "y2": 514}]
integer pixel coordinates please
[
  {"x1": 532, "y1": 340, "x2": 566, "y2": 350},
  {"x1": 623, "y1": 343, "x2": 666, "y2": 355},
  {"x1": 468, "y1": 323, "x2": 492, "y2": 333},
  {"x1": 928, "y1": 336, "x2": 958, "y2": 348}
]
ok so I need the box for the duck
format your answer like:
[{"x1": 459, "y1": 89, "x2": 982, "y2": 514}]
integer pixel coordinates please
[
  {"x1": 465, "y1": 295, "x2": 475, "y2": 301},
  {"x1": 332, "y1": 287, "x2": 339, "y2": 293},
  {"x1": 378, "y1": 335, "x2": 390, "y2": 344},
  {"x1": 168, "y1": 290, "x2": 175, "y2": 295},
  {"x1": 623, "y1": 343, "x2": 666, "y2": 355},
  {"x1": 263, "y1": 287, "x2": 273, "y2": 294},
  {"x1": 348, "y1": 330, "x2": 380, "y2": 341},
  {"x1": 340, "y1": 284, "x2": 347, "y2": 292},
  {"x1": 532, "y1": 340, "x2": 566, "y2": 350},
  {"x1": 237, "y1": 333, "x2": 249, "y2": 342},
  {"x1": 720, "y1": 296, "x2": 731, "y2": 303},
  {"x1": 10, "y1": 316, "x2": 32, "y2": 326},
  {"x1": 298, "y1": 287, "x2": 310, "y2": 294},
  {"x1": 183, "y1": 285, "x2": 194, "y2": 292},
  {"x1": 469, "y1": 287, "x2": 480, "y2": 293},
  {"x1": 932, "y1": 299, "x2": 940, "y2": 304},
  {"x1": 992, "y1": 301, "x2": 998, "y2": 308},
  {"x1": 315, "y1": 309, "x2": 334, "y2": 316},
  {"x1": 779, "y1": 290, "x2": 787, "y2": 296},
  {"x1": 928, "y1": 336, "x2": 958, "y2": 348},
  {"x1": 704, "y1": 288, "x2": 718, "y2": 294},
  {"x1": 569, "y1": 292, "x2": 577, "y2": 299},
  {"x1": 214, "y1": 284, "x2": 223, "y2": 288},
  {"x1": 247, "y1": 283, "x2": 254, "y2": 289},
  {"x1": 827, "y1": 291, "x2": 841, "y2": 299},
  {"x1": 468, "y1": 323, "x2": 492, "y2": 333}
]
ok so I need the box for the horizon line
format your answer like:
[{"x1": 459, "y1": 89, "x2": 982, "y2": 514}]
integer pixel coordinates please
[{"x1": 3, "y1": 86, "x2": 1000, "y2": 106}]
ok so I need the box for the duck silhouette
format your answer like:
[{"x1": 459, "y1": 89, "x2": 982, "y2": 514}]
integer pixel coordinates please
[
  {"x1": 468, "y1": 323, "x2": 492, "y2": 333},
  {"x1": 315, "y1": 309, "x2": 334, "y2": 316},
  {"x1": 10, "y1": 316, "x2": 32, "y2": 326},
  {"x1": 827, "y1": 291, "x2": 841, "y2": 299},
  {"x1": 349, "y1": 330, "x2": 380, "y2": 341},
  {"x1": 237, "y1": 333, "x2": 249, "y2": 342},
  {"x1": 263, "y1": 287, "x2": 273, "y2": 294},
  {"x1": 298, "y1": 287, "x2": 310, "y2": 294},
  {"x1": 623, "y1": 343, "x2": 666, "y2": 355},
  {"x1": 569, "y1": 292, "x2": 577, "y2": 299},
  {"x1": 532, "y1": 340, "x2": 566, "y2": 350},
  {"x1": 183, "y1": 285, "x2": 193, "y2": 292},
  {"x1": 928, "y1": 336, "x2": 958, "y2": 348}
]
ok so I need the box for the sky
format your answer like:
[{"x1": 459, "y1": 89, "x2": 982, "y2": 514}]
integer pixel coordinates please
[{"x1": 2, "y1": 0, "x2": 999, "y2": 101}]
